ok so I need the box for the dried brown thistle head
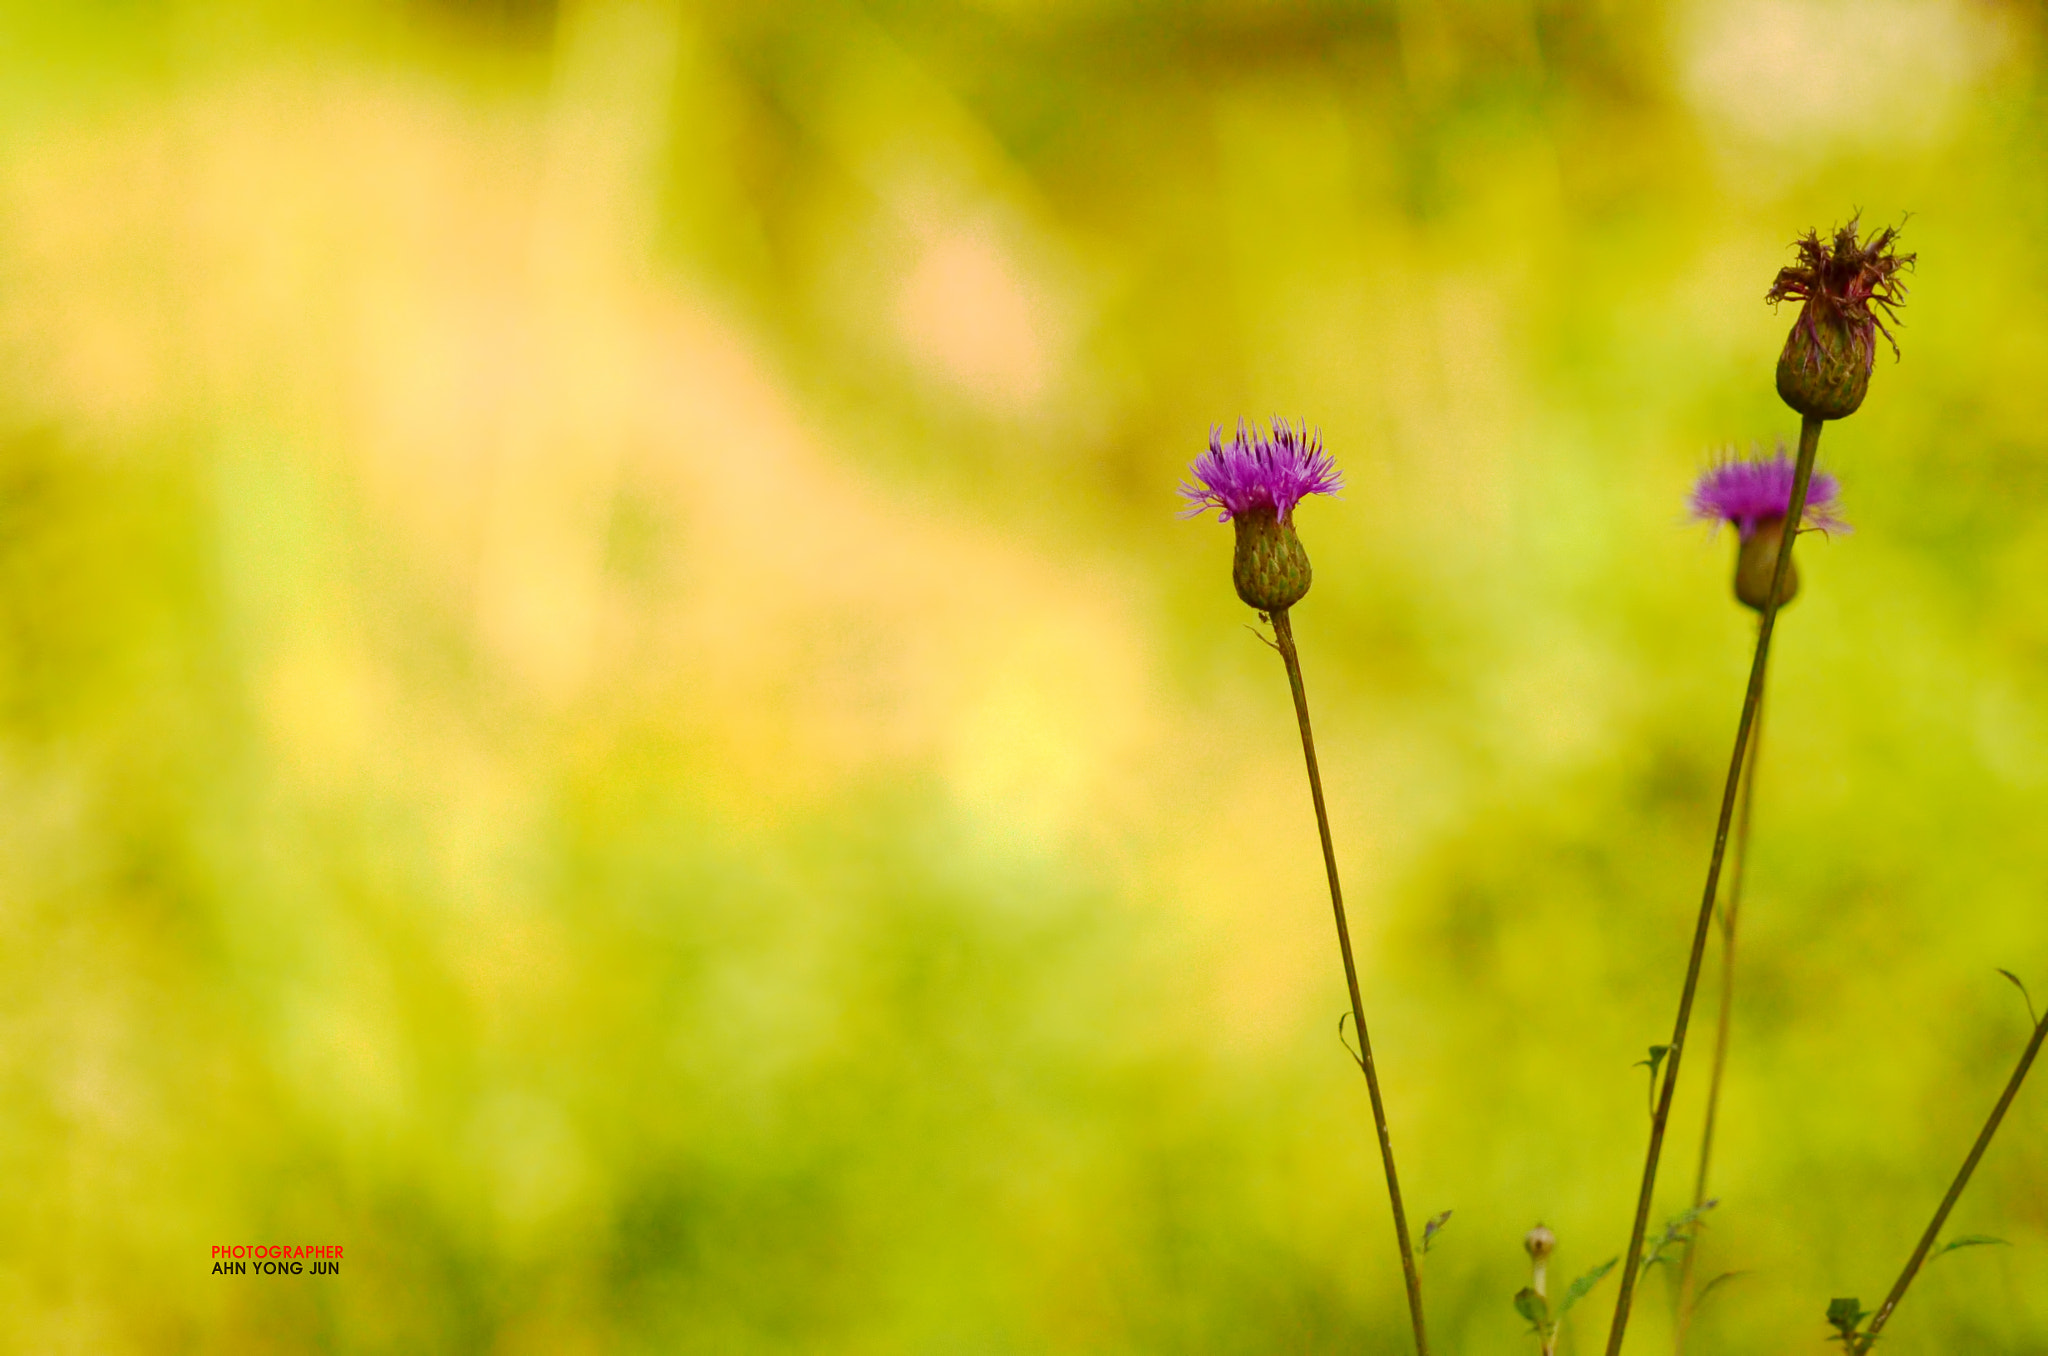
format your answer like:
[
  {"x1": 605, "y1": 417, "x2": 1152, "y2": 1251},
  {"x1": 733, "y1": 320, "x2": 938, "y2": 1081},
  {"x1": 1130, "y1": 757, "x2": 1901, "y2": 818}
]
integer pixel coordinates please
[{"x1": 1767, "y1": 218, "x2": 1914, "y2": 421}]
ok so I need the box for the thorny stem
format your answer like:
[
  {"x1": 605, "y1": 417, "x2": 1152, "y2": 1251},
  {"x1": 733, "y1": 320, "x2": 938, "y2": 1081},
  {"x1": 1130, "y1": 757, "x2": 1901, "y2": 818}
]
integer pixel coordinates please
[
  {"x1": 1603, "y1": 414, "x2": 1824, "y2": 1356},
  {"x1": 1851, "y1": 1006, "x2": 2048, "y2": 1353},
  {"x1": 1270, "y1": 607, "x2": 1429, "y2": 1356},
  {"x1": 1672, "y1": 676, "x2": 1766, "y2": 1354}
]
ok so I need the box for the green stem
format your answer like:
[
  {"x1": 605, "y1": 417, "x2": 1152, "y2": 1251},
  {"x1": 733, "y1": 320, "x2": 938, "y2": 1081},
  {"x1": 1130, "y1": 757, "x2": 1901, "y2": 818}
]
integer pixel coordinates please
[
  {"x1": 1672, "y1": 672, "x2": 1766, "y2": 1355},
  {"x1": 1851, "y1": 1007, "x2": 2048, "y2": 1353},
  {"x1": 1271, "y1": 607, "x2": 1429, "y2": 1356},
  {"x1": 1603, "y1": 414, "x2": 1824, "y2": 1356}
]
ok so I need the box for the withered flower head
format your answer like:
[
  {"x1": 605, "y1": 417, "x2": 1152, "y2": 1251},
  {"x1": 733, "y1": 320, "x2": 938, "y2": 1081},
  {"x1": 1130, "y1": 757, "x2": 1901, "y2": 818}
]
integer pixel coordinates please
[{"x1": 1767, "y1": 218, "x2": 1913, "y2": 420}]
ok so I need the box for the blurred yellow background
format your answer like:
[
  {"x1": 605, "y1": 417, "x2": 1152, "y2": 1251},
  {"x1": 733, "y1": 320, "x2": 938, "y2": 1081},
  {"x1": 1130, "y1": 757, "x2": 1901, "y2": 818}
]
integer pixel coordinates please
[{"x1": 2, "y1": 0, "x2": 2045, "y2": 1350}]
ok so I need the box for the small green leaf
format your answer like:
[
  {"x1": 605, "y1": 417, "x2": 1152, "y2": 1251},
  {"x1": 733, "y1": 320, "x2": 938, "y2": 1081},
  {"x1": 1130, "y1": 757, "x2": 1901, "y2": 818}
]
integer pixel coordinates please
[
  {"x1": 1336, "y1": 1013, "x2": 1366, "y2": 1072},
  {"x1": 1997, "y1": 969, "x2": 2039, "y2": 1026},
  {"x1": 1513, "y1": 1286, "x2": 1551, "y2": 1332},
  {"x1": 1634, "y1": 1045, "x2": 1671, "y2": 1113},
  {"x1": 1642, "y1": 1199, "x2": 1718, "y2": 1271},
  {"x1": 1668, "y1": 1199, "x2": 1717, "y2": 1231},
  {"x1": 1826, "y1": 1297, "x2": 1867, "y2": 1339},
  {"x1": 1555, "y1": 1257, "x2": 1618, "y2": 1319},
  {"x1": 1931, "y1": 1234, "x2": 2009, "y2": 1260},
  {"x1": 1419, "y1": 1209, "x2": 1452, "y2": 1255},
  {"x1": 1693, "y1": 1270, "x2": 1747, "y2": 1311}
]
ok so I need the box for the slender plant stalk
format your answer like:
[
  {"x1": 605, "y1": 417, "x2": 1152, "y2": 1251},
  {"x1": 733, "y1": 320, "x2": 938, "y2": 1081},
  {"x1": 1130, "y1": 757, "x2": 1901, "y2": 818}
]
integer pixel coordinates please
[
  {"x1": 1535, "y1": 1255, "x2": 1556, "y2": 1356},
  {"x1": 1671, "y1": 677, "x2": 1765, "y2": 1354},
  {"x1": 1851, "y1": 1006, "x2": 2048, "y2": 1353},
  {"x1": 1603, "y1": 414, "x2": 1824, "y2": 1356},
  {"x1": 1271, "y1": 607, "x2": 1429, "y2": 1356}
]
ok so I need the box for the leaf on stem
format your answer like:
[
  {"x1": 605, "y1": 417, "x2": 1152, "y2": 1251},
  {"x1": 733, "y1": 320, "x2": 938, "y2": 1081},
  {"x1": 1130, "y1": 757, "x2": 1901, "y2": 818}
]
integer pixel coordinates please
[
  {"x1": 1555, "y1": 1258, "x2": 1618, "y2": 1319},
  {"x1": 1930, "y1": 1234, "x2": 2010, "y2": 1261},
  {"x1": 1336, "y1": 1012, "x2": 1366, "y2": 1073},
  {"x1": 1693, "y1": 1270, "x2": 1747, "y2": 1311},
  {"x1": 1825, "y1": 1297, "x2": 1868, "y2": 1347},
  {"x1": 1420, "y1": 1210, "x2": 1453, "y2": 1255},
  {"x1": 1635, "y1": 1044, "x2": 1671, "y2": 1114},
  {"x1": 1513, "y1": 1286, "x2": 1551, "y2": 1333},
  {"x1": 1642, "y1": 1199, "x2": 1718, "y2": 1273},
  {"x1": 1996, "y1": 969, "x2": 2038, "y2": 1027}
]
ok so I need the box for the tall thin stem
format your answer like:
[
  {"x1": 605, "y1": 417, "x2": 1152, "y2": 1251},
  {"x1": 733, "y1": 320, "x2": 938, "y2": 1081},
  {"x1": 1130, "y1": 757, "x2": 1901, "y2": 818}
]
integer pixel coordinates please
[
  {"x1": 1603, "y1": 414, "x2": 1824, "y2": 1356},
  {"x1": 1672, "y1": 674, "x2": 1766, "y2": 1354},
  {"x1": 1852, "y1": 1007, "x2": 2048, "y2": 1353},
  {"x1": 1271, "y1": 607, "x2": 1429, "y2": 1356}
]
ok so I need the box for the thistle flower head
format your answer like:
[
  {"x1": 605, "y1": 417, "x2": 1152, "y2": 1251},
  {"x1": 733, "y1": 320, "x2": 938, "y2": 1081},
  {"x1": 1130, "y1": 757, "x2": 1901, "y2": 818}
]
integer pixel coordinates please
[
  {"x1": 1181, "y1": 419, "x2": 1341, "y2": 613},
  {"x1": 1692, "y1": 447, "x2": 1846, "y2": 612},
  {"x1": 1179, "y1": 419, "x2": 1342, "y2": 524},
  {"x1": 1768, "y1": 219, "x2": 1913, "y2": 354},
  {"x1": 1767, "y1": 217, "x2": 1914, "y2": 420},
  {"x1": 1689, "y1": 447, "x2": 1845, "y2": 542}
]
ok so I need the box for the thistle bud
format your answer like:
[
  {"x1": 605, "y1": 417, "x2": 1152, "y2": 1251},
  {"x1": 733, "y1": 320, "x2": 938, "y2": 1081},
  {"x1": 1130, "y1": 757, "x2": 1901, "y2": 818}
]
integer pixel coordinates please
[
  {"x1": 1733, "y1": 517, "x2": 1797, "y2": 612},
  {"x1": 1180, "y1": 419, "x2": 1342, "y2": 613},
  {"x1": 1775, "y1": 306, "x2": 1871, "y2": 421},
  {"x1": 1767, "y1": 219, "x2": 1912, "y2": 421},
  {"x1": 1231, "y1": 506, "x2": 1312, "y2": 611}
]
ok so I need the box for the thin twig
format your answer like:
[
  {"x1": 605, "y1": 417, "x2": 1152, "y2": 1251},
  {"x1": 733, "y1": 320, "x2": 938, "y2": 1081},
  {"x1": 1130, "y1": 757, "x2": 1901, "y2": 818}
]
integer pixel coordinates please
[
  {"x1": 1852, "y1": 1006, "x2": 2048, "y2": 1353},
  {"x1": 1672, "y1": 673, "x2": 1766, "y2": 1354},
  {"x1": 1271, "y1": 607, "x2": 1429, "y2": 1356},
  {"x1": 1603, "y1": 414, "x2": 1824, "y2": 1356}
]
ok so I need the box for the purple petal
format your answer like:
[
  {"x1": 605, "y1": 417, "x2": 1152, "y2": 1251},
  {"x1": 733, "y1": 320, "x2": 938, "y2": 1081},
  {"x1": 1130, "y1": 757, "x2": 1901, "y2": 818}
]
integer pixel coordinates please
[
  {"x1": 1690, "y1": 448, "x2": 1846, "y2": 542},
  {"x1": 1180, "y1": 419, "x2": 1343, "y2": 523}
]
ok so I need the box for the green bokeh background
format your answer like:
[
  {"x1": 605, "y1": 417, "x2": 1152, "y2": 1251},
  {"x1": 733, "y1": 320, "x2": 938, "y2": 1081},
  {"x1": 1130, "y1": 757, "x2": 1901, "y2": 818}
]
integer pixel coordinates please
[{"x1": 3, "y1": 1, "x2": 2046, "y2": 1351}]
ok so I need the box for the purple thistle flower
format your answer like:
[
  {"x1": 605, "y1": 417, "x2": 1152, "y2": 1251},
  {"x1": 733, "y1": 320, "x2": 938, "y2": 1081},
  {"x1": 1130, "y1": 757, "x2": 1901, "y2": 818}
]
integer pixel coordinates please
[
  {"x1": 1179, "y1": 419, "x2": 1342, "y2": 524},
  {"x1": 1690, "y1": 448, "x2": 1846, "y2": 542}
]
